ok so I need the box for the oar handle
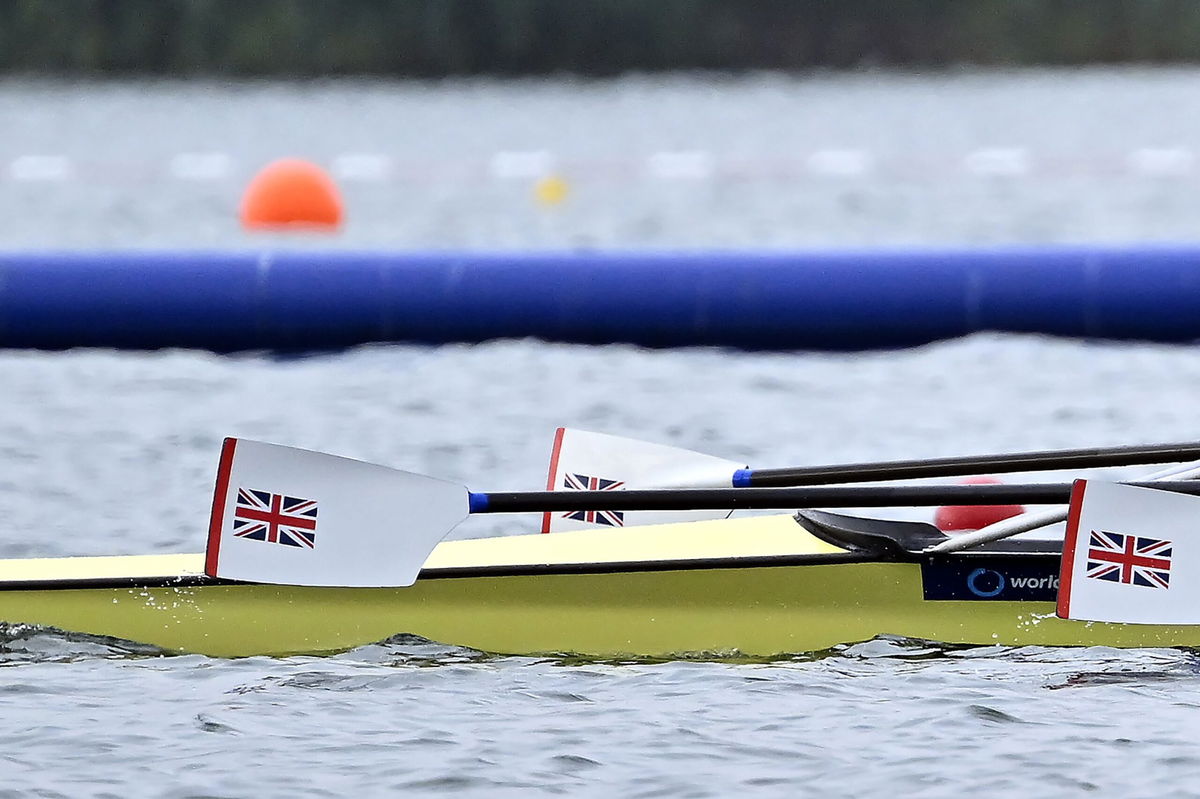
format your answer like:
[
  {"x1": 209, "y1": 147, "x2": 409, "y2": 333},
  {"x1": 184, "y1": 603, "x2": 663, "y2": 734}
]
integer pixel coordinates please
[
  {"x1": 737, "y1": 442, "x2": 1200, "y2": 487},
  {"x1": 471, "y1": 480, "x2": 1200, "y2": 513}
]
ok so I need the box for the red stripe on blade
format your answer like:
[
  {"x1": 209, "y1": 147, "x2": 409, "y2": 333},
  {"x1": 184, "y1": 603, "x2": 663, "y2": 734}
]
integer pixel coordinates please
[
  {"x1": 1056, "y1": 479, "x2": 1088, "y2": 618},
  {"x1": 204, "y1": 438, "x2": 238, "y2": 577}
]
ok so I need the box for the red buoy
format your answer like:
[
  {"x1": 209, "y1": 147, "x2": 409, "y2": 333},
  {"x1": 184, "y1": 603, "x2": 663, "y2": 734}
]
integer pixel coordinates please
[
  {"x1": 934, "y1": 476, "x2": 1025, "y2": 533},
  {"x1": 240, "y1": 159, "x2": 343, "y2": 231}
]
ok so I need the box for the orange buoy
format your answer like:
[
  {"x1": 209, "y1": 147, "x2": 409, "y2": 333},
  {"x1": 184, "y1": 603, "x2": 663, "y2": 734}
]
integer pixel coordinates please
[
  {"x1": 240, "y1": 159, "x2": 343, "y2": 231},
  {"x1": 934, "y1": 476, "x2": 1026, "y2": 533}
]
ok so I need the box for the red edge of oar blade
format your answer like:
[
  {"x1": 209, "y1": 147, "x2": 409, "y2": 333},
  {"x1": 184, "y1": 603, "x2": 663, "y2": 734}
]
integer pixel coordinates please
[
  {"x1": 1055, "y1": 479, "x2": 1088, "y2": 619},
  {"x1": 204, "y1": 437, "x2": 238, "y2": 578},
  {"x1": 540, "y1": 427, "x2": 566, "y2": 534}
]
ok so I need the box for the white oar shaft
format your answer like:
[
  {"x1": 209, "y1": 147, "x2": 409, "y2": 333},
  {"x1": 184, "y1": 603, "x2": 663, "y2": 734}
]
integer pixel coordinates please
[
  {"x1": 927, "y1": 460, "x2": 1200, "y2": 553},
  {"x1": 925, "y1": 507, "x2": 1067, "y2": 553}
]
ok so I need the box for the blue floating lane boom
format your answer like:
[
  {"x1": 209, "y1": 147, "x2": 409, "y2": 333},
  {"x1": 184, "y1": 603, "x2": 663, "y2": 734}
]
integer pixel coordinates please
[{"x1": 2, "y1": 246, "x2": 1199, "y2": 351}]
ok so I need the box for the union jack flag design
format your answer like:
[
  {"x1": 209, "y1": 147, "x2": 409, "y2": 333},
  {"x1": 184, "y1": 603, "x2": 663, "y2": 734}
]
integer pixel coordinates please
[
  {"x1": 233, "y1": 488, "x2": 318, "y2": 549},
  {"x1": 1085, "y1": 530, "x2": 1172, "y2": 589},
  {"x1": 560, "y1": 473, "x2": 625, "y2": 527}
]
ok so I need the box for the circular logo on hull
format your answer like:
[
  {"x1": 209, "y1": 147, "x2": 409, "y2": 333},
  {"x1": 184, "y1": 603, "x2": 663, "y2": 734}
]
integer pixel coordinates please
[{"x1": 966, "y1": 567, "x2": 1006, "y2": 598}]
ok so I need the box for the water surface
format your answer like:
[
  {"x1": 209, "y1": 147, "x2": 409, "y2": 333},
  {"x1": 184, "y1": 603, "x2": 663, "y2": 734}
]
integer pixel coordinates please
[{"x1": 4, "y1": 70, "x2": 1200, "y2": 796}]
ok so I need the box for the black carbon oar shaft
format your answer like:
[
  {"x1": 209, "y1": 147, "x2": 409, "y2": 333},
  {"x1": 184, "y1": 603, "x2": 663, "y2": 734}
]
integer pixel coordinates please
[
  {"x1": 472, "y1": 480, "x2": 1200, "y2": 513},
  {"x1": 741, "y1": 441, "x2": 1200, "y2": 487}
]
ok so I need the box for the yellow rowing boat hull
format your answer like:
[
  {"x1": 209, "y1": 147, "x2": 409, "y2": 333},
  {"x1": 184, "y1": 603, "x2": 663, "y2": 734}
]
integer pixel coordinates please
[{"x1": 0, "y1": 515, "x2": 1195, "y2": 657}]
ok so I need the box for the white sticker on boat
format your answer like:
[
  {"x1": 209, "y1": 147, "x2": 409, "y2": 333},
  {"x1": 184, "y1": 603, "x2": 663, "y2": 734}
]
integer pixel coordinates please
[
  {"x1": 205, "y1": 438, "x2": 469, "y2": 587},
  {"x1": 1057, "y1": 479, "x2": 1200, "y2": 624},
  {"x1": 541, "y1": 428, "x2": 745, "y2": 532}
]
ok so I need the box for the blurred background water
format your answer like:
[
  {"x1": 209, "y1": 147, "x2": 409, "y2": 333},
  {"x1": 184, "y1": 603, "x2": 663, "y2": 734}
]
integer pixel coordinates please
[
  {"x1": 4, "y1": 69, "x2": 1200, "y2": 249},
  {"x1": 5, "y1": 66, "x2": 1200, "y2": 798}
]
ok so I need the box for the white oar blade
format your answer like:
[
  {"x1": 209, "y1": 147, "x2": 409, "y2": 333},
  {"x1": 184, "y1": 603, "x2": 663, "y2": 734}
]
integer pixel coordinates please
[
  {"x1": 542, "y1": 428, "x2": 746, "y2": 532},
  {"x1": 1057, "y1": 480, "x2": 1199, "y2": 624},
  {"x1": 205, "y1": 438, "x2": 469, "y2": 587}
]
